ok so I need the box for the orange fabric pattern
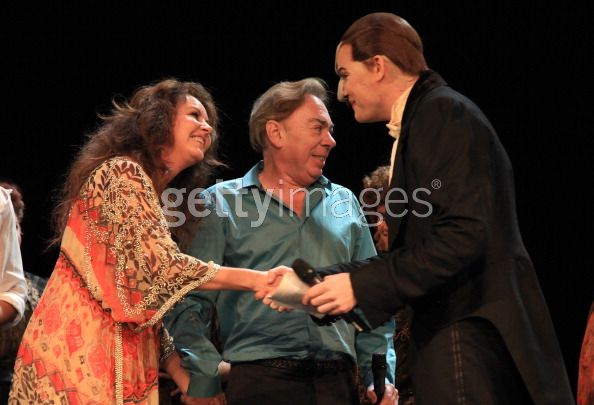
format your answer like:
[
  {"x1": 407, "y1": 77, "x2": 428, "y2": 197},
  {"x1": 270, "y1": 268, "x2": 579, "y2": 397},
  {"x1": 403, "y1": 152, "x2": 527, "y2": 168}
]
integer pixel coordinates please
[
  {"x1": 578, "y1": 302, "x2": 594, "y2": 405},
  {"x1": 9, "y1": 157, "x2": 217, "y2": 404}
]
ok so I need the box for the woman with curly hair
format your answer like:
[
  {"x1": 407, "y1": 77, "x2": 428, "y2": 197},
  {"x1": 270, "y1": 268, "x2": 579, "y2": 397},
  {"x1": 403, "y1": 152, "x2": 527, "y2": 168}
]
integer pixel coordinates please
[{"x1": 9, "y1": 79, "x2": 285, "y2": 405}]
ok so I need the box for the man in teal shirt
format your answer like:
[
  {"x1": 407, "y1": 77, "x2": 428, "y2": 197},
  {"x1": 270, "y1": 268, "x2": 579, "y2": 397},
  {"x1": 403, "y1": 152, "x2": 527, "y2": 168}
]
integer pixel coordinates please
[{"x1": 165, "y1": 78, "x2": 395, "y2": 404}]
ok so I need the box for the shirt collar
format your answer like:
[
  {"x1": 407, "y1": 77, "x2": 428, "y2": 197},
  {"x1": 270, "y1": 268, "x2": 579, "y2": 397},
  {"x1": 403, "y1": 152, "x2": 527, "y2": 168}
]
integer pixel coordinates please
[
  {"x1": 385, "y1": 84, "x2": 414, "y2": 140},
  {"x1": 241, "y1": 161, "x2": 331, "y2": 190}
]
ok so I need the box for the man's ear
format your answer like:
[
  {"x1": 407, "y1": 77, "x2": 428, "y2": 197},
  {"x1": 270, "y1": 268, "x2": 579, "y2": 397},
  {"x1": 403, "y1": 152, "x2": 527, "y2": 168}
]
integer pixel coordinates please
[
  {"x1": 373, "y1": 55, "x2": 405, "y2": 83},
  {"x1": 371, "y1": 55, "x2": 388, "y2": 82},
  {"x1": 265, "y1": 120, "x2": 284, "y2": 148}
]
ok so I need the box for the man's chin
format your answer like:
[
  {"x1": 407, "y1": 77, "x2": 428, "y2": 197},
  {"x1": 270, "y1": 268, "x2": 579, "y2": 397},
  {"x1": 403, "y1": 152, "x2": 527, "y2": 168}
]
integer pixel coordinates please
[
  {"x1": 354, "y1": 111, "x2": 371, "y2": 123},
  {"x1": 354, "y1": 114, "x2": 378, "y2": 124},
  {"x1": 354, "y1": 109, "x2": 384, "y2": 124},
  {"x1": 306, "y1": 170, "x2": 322, "y2": 183}
]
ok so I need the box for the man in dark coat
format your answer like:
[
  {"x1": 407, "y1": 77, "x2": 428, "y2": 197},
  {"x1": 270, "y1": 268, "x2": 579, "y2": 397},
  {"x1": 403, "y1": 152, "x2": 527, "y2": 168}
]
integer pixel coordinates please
[{"x1": 303, "y1": 12, "x2": 575, "y2": 405}]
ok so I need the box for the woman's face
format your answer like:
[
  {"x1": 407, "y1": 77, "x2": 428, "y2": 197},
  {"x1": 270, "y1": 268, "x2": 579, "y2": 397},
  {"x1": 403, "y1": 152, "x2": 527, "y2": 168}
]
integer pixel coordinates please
[{"x1": 162, "y1": 95, "x2": 213, "y2": 172}]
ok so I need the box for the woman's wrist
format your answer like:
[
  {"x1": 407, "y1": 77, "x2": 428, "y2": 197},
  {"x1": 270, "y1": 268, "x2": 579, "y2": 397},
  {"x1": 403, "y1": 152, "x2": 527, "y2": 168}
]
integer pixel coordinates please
[
  {"x1": 249, "y1": 270, "x2": 267, "y2": 291},
  {"x1": 224, "y1": 267, "x2": 266, "y2": 291},
  {"x1": 204, "y1": 267, "x2": 267, "y2": 291},
  {"x1": 159, "y1": 327, "x2": 176, "y2": 363}
]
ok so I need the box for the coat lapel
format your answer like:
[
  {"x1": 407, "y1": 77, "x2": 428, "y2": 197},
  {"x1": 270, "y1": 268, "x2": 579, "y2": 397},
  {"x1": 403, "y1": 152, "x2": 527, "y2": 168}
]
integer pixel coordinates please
[{"x1": 387, "y1": 70, "x2": 447, "y2": 249}]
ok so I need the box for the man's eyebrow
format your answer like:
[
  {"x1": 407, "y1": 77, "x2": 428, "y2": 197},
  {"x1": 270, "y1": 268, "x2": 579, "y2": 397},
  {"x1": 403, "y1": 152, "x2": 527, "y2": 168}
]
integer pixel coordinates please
[{"x1": 309, "y1": 118, "x2": 334, "y2": 131}]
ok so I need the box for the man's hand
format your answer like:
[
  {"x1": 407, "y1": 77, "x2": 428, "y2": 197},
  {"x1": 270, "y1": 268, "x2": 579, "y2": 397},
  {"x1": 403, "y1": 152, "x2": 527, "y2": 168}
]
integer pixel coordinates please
[
  {"x1": 180, "y1": 392, "x2": 226, "y2": 405},
  {"x1": 302, "y1": 272, "x2": 357, "y2": 315},
  {"x1": 366, "y1": 383, "x2": 398, "y2": 405},
  {"x1": 218, "y1": 360, "x2": 231, "y2": 382}
]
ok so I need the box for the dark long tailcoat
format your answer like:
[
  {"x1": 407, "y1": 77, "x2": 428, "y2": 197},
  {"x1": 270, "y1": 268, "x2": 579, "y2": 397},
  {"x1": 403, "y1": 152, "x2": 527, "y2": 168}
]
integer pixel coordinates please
[{"x1": 326, "y1": 70, "x2": 574, "y2": 404}]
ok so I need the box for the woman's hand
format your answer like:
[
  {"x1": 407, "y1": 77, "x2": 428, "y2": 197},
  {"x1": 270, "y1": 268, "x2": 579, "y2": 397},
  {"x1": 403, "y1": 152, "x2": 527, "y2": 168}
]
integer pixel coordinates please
[
  {"x1": 253, "y1": 266, "x2": 294, "y2": 312},
  {"x1": 253, "y1": 265, "x2": 292, "y2": 299},
  {"x1": 160, "y1": 352, "x2": 227, "y2": 404},
  {"x1": 160, "y1": 352, "x2": 189, "y2": 396}
]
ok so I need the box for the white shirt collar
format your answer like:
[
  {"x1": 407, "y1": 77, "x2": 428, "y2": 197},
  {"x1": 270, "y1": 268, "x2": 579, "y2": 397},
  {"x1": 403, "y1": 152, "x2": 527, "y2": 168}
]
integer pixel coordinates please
[{"x1": 385, "y1": 85, "x2": 414, "y2": 140}]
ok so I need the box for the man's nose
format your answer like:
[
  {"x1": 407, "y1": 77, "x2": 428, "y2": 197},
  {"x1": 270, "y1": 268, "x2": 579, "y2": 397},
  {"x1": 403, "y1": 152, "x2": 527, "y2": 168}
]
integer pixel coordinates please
[{"x1": 323, "y1": 131, "x2": 337, "y2": 149}]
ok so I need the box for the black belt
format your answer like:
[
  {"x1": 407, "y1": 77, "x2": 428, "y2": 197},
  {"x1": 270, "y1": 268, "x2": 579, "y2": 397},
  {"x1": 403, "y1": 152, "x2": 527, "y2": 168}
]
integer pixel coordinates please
[{"x1": 245, "y1": 357, "x2": 353, "y2": 374}]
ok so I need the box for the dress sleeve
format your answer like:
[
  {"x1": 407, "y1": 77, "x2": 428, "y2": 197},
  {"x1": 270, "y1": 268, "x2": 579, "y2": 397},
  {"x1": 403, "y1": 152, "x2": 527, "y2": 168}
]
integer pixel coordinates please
[{"x1": 77, "y1": 158, "x2": 218, "y2": 330}]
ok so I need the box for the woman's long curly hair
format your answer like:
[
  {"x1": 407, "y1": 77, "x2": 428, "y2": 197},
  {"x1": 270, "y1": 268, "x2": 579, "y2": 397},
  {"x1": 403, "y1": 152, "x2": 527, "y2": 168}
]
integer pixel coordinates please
[{"x1": 51, "y1": 78, "x2": 225, "y2": 248}]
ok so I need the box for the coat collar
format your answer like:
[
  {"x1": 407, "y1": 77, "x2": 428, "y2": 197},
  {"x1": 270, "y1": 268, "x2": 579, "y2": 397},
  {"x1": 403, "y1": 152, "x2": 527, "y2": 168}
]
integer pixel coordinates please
[
  {"x1": 387, "y1": 70, "x2": 448, "y2": 248},
  {"x1": 401, "y1": 69, "x2": 448, "y2": 132}
]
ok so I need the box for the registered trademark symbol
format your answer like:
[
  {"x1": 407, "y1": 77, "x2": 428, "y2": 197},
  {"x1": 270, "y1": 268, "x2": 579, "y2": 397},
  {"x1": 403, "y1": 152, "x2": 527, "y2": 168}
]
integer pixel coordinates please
[{"x1": 431, "y1": 179, "x2": 442, "y2": 189}]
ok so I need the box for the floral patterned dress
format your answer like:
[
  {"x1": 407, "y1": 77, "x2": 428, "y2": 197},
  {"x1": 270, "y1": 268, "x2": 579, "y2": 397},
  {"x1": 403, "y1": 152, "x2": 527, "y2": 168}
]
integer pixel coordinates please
[
  {"x1": 578, "y1": 302, "x2": 594, "y2": 405},
  {"x1": 9, "y1": 157, "x2": 218, "y2": 405}
]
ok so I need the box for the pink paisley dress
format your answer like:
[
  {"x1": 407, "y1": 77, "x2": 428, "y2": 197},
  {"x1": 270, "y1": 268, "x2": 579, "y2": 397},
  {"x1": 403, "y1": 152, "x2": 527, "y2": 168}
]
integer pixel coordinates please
[
  {"x1": 578, "y1": 302, "x2": 594, "y2": 405},
  {"x1": 9, "y1": 157, "x2": 218, "y2": 404}
]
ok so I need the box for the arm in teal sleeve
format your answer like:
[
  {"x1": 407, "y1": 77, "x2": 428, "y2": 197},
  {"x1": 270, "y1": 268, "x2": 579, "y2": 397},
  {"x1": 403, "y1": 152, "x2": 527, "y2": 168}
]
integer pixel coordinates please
[
  {"x1": 164, "y1": 191, "x2": 229, "y2": 397},
  {"x1": 349, "y1": 192, "x2": 377, "y2": 262},
  {"x1": 350, "y1": 196, "x2": 396, "y2": 386},
  {"x1": 186, "y1": 189, "x2": 227, "y2": 264},
  {"x1": 164, "y1": 292, "x2": 224, "y2": 397},
  {"x1": 355, "y1": 315, "x2": 396, "y2": 387}
]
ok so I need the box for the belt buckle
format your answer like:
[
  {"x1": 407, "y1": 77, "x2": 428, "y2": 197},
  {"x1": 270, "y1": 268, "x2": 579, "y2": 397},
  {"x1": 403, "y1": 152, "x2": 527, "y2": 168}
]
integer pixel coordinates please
[{"x1": 315, "y1": 359, "x2": 342, "y2": 375}]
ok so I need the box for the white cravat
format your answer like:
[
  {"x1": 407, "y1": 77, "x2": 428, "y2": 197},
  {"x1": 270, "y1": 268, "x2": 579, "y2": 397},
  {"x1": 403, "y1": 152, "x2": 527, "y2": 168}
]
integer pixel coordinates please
[{"x1": 386, "y1": 85, "x2": 413, "y2": 184}]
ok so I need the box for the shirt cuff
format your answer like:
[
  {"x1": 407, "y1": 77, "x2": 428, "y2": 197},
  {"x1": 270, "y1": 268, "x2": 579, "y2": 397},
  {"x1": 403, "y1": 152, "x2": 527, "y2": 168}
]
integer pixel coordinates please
[
  {"x1": 0, "y1": 292, "x2": 26, "y2": 326},
  {"x1": 186, "y1": 374, "x2": 222, "y2": 397}
]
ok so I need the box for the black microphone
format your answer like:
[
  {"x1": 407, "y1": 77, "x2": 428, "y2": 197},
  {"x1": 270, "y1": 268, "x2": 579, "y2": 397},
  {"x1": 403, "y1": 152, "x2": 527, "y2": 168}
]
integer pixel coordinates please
[
  {"x1": 292, "y1": 258, "x2": 371, "y2": 332},
  {"x1": 372, "y1": 352, "x2": 387, "y2": 403}
]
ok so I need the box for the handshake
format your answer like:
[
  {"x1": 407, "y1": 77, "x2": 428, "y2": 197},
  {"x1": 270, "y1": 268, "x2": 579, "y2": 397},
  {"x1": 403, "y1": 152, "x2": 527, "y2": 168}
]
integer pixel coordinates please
[{"x1": 258, "y1": 259, "x2": 371, "y2": 332}]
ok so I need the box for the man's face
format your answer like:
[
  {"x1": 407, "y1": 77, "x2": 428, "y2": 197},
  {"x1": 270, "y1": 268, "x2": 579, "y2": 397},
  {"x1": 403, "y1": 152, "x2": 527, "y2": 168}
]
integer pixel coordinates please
[
  {"x1": 276, "y1": 95, "x2": 336, "y2": 187},
  {"x1": 335, "y1": 43, "x2": 383, "y2": 123}
]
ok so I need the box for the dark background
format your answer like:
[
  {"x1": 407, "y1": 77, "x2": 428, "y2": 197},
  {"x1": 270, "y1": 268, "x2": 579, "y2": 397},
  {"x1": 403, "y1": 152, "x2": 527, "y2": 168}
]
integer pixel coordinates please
[{"x1": 1, "y1": 0, "x2": 590, "y2": 396}]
